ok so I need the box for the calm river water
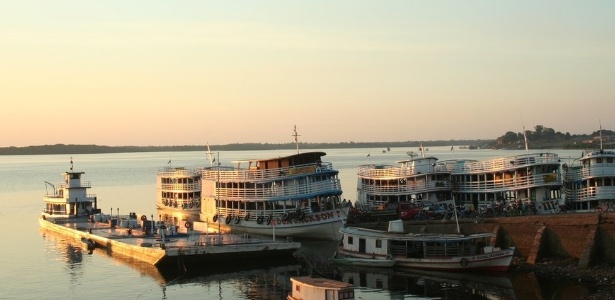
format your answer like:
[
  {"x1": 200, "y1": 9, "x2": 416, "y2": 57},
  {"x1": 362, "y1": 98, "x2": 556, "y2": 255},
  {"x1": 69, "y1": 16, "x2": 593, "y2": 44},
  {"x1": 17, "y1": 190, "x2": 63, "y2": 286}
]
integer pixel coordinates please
[{"x1": 0, "y1": 147, "x2": 598, "y2": 299}]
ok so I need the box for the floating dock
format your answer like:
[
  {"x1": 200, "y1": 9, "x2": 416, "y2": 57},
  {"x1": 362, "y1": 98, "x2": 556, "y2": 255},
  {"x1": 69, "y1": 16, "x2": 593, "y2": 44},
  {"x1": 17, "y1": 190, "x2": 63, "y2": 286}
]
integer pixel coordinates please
[{"x1": 39, "y1": 215, "x2": 301, "y2": 267}]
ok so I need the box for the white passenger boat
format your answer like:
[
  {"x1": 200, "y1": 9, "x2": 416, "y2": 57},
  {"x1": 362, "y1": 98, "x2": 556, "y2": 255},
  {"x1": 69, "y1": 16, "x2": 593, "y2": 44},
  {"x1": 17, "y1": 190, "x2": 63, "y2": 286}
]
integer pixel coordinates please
[
  {"x1": 156, "y1": 166, "x2": 202, "y2": 218},
  {"x1": 438, "y1": 152, "x2": 563, "y2": 215},
  {"x1": 563, "y1": 149, "x2": 615, "y2": 212},
  {"x1": 42, "y1": 159, "x2": 101, "y2": 218},
  {"x1": 338, "y1": 220, "x2": 515, "y2": 272},
  {"x1": 357, "y1": 156, "x2": 454, "y2": 208},
  {"x1": 199, "y1": 151, "x2": 349, "y2": 240}
]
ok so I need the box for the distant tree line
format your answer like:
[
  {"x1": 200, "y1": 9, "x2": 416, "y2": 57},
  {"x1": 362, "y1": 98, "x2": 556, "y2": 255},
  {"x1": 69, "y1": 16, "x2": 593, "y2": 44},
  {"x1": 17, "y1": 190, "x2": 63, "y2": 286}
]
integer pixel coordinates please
[
  {"x1": 494, "y1": 125, "x2": 614, "y2": 149},
  {"x1": 0, "y1": 140, "x2": 489, "y2": 156},
  {"x1": 0, "y1": 126, "x2": 610, "y2": 155}
]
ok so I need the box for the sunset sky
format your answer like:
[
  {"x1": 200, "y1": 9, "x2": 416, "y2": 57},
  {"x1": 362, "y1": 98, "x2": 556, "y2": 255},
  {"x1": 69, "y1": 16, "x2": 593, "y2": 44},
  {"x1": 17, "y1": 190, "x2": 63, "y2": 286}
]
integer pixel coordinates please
[{"x1": 2, "y1": 1, "x2": 613, "y2": 147}]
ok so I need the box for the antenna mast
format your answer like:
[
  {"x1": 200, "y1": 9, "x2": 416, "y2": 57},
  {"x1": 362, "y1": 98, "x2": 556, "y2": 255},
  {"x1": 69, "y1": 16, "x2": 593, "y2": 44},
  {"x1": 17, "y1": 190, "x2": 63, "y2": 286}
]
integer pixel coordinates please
[
  {"x1": 292, "y1": 125, "x2": 301, "y2": 154},
  {"x1": 599, "y1": 120, "x2": 604, "y2": 150},
  {"x1": 206, "y1": 143, "x2": 214, "y2": 167}
]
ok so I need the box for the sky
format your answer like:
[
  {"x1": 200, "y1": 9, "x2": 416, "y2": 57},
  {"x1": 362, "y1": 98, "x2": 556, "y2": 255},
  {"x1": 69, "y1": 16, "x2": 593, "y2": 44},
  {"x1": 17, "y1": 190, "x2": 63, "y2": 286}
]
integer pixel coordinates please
[{"x1": 1, "y1": 1, "x2": 614, "y2": 147}]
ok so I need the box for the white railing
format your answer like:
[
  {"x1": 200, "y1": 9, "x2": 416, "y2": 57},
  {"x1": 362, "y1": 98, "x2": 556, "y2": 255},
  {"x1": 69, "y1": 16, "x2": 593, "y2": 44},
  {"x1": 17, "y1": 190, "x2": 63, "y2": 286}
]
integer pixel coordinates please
[
  {"x1": 359, "y1": 181, "x2": 450, "y2": 194},
  {"x1": 157, "y1": 168, "x2": 202, "y2": 177},
  {"x1": 452, "y1": 173, "x2": 561, "y2": 192},
  {"x1": 201, "y1": 162, "x2": 333, "y2": 181},
  {"x1": 57, "y1": 181, "x2": 92, "y2": 189},
  {"x1": 357, "y1": 165, "x2": 448, "y2": 178},
  {"x1": 439, "y1": 153, "x2": 560, "y2": 173},
  {"x1": 212, "y1": 179, "x2": 342, "y2": 200},
  {"x1": 159, "y1": 183, "x2": 201, "y2": 191},
  {"x1": 564, "y1": 186, "x2": 615, "y2": 201}
]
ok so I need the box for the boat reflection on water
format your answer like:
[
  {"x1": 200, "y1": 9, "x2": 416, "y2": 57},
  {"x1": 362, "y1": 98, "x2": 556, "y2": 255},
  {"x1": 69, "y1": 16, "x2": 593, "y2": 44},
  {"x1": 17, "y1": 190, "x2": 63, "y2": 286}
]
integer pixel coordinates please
[{"x1": 333, "y1": 265, "x2": 516, "y2": 299}]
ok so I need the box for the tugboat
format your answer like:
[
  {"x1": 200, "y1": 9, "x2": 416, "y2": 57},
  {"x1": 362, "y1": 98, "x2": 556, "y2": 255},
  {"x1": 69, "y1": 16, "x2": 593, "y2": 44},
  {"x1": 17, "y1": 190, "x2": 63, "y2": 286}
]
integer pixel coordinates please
[{"x1": 41, "y1": 158, "x2": 100, "y2": 219}]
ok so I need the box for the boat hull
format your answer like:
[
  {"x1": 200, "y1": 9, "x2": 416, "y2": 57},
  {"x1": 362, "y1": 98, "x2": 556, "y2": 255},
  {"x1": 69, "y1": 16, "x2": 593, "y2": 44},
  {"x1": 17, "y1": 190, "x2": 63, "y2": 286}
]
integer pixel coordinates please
[
  {"x1": 338, "y1": 247, "x2": 514, "y2": 272},
  {"x1": 203, "y1": 209, "x2": 347, "y2": 240}
]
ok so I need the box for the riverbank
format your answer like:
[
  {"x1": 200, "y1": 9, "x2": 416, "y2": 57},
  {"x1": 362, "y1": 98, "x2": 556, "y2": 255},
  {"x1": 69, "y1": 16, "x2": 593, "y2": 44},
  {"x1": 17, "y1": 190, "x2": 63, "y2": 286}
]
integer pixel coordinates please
[{"x1": 510, "y1": 257, "x2": 615, "y2": 299}]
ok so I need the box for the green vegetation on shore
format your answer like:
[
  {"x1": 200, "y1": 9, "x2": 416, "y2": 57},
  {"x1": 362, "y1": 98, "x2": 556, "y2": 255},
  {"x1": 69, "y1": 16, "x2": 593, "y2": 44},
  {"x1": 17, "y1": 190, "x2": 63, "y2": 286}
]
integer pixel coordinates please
[{"x1": 0, "y1": 125, "x2": 611, "y2": 155}]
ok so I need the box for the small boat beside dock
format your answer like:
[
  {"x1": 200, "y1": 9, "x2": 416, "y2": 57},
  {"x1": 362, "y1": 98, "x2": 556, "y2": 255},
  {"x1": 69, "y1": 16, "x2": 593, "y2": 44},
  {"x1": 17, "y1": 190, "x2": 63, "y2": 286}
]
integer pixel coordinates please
[
  {"x1": 39, "y1": 160, "x2": 300, "y2": 268},
  {"x1": 337, "y1": 220, "x2": 514, "y2": 272}
]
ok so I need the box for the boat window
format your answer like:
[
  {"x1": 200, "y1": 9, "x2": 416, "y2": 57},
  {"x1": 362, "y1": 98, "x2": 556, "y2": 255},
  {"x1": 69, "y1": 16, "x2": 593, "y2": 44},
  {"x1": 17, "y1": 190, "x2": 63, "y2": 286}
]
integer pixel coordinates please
[
  {"x1": 597, "y1": 158, "x2": 603, "y2": 164},
  {"x1": 375, "y1": 239, "x2": 382, "y2": 248},
  {"x1": 347, "y1": 236, "x2": 354, "y2": 245}
]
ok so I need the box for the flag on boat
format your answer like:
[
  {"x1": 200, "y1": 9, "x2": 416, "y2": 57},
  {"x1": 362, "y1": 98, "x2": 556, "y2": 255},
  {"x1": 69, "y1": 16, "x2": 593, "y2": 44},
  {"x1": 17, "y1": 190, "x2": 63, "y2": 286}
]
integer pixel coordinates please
[
  {"x1": 167, "y1": 160, "x2": 171, "y2": 165},
  {"x1": 451, "y1": 146, "x2": 454, "y2": 151}
]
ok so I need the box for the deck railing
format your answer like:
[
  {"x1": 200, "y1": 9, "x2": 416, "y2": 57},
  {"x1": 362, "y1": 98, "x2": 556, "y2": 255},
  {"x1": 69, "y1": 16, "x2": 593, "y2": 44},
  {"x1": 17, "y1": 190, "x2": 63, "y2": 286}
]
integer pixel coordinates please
[
  {"x1": 440, "y1": 153, "x2": 560, "y2": 173},
  {"x1": 211, "y1": 179, "x2": 342, "y2": 200},
  {"x1": 452, "y1": 173, "x2": 561, "y2": 192},
  {"x1": 359, "y1": 180, "x2": 450, "y2": 194},
  {"x1": 159, "y1": 183, "x2": 201, "y2": 190},
  {"x1": 564, "y1": 186, "x2": 615, "y2": 202},
  {"x1": 201, "y1": 162, "x2": 333, "y2": 181},
  {"x1": 357, "y1": 165, "x2": 448, "y2": 177}
]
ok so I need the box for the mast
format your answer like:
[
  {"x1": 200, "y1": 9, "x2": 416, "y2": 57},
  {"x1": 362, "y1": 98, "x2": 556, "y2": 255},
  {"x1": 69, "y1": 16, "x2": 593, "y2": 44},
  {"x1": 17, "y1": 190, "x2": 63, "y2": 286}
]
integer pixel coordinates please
[
  {"x1": 292, "y1": 125, "x2": 301, "y2": 154},
  {"x1": 599, "y1": 120, "x2": 604, "y2": 150},
  {"x1": 522, "y1": 125, "x2": 529, "y2": 154},
  {"x1": 206, "y1": 143, "x2": 215, "y2": 167}
]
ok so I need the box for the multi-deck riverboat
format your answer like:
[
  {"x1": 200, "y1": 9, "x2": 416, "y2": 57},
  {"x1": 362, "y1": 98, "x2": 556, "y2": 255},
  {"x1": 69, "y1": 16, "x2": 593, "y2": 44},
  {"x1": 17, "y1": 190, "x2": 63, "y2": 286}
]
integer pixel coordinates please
[
  {"x1": 356, "y1": 156, "x2": 454, "y2": 208},
  {"x1": 563, "y1": 149, "x2": 615, "y2": 212},
  {"x1": 199, "y1": 151, "x2": 348, "y2": 240},
  {"x1": 438, "y1": 152, "x2": 563, "y2": 215},
  {"x1": 156, "y1": 166, "x2": 202, "y2": 218}
]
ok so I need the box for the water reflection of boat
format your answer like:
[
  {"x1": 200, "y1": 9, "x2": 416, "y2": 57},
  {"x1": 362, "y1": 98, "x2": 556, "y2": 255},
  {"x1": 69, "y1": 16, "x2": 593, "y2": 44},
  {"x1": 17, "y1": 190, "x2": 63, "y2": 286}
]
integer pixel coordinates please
[
  {"x1": 288, "y1": 276, "x2": 355, "y2": 300},
  {"x1": 336, "y1": 265, "x2": 515, "y2": 299},
  {"x1": 330, "y1": 252, "x2": 395, "y2": 267}
]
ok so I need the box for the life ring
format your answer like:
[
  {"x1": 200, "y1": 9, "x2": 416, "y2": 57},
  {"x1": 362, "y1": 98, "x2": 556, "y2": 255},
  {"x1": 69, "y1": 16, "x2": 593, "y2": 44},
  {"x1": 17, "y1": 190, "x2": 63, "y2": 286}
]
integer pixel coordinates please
[
  {"x1": 266, "y1": 215, "x2": 272, "y2": 225},
  {"x1": 245, "y1": 213, "x2": 251, "y2": 221},
  {"x1": 225, "y1": 215, "x2": 232, "y2": 224},
  {"x1": 282, "y1": 213, "x2": 290, "y2": 221},
  {"x1": 184, "y1": 222, "x2": 192, "y2": 229},
  {"x1": 316, "y1": 167, "x2": 321, "y2": 172},
  {"x1": 234, "y1": 216, "x2": 240, "y2": 224},
  {"x1": 212, "y1": 214, "x2": 218, "y2": 222},
  {"x1": 140, "y1": 215, "x2": 147, "y2": 221},
  {"x1": 386, "y1": 254, "x2": 393, "y2": 260},
  {"x1": 460, "y1": 258, "x2": 469, "y2": 267},
  {"x1": 257, "y1": 216, "x2": 264, "y2": 224}
]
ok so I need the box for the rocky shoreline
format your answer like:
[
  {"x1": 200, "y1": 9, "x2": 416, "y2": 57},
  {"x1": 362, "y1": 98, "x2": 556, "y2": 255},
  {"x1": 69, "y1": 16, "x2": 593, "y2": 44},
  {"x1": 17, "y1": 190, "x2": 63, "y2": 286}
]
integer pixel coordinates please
[{"x1": 510, "y1": 258, "x2": 615, "y2": 299}]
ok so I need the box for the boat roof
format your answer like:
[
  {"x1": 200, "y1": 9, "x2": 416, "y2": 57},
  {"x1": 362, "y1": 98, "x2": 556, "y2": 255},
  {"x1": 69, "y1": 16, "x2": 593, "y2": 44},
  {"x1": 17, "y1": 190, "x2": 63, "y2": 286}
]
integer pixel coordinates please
[
  {"x1": 231, "y1": 151, "x2": 326, "y2": 167},
  {"x1": 395, "y1": 156, "x2": 439, "y2": 164},
  {"x1": 341, "y1": 226, "x2": 493, "y2": 242}
]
